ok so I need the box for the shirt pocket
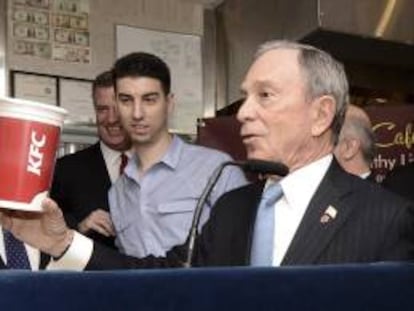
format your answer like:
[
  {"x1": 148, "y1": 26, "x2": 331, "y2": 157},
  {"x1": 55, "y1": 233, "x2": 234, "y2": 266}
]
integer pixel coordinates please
[
  {"x1": 114, "y1": 214, "x2": 135, "y2": 233},
  {"x1": 156, "y1": 198, "x2": 198, "y2": 249},
  {"x1": 112, "y1": 211, "x2": 143, "y2": 256}
]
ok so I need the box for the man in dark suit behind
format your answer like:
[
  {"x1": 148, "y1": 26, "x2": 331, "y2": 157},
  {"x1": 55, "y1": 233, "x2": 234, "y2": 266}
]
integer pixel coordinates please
[
  {"x1": 382, "y1": 163, "x2": 414, "y2": 202},
  {"x1": 49, "y1": 71, "x2": 131, "y2": 248},
  {"x1": 1, "y1": 40, "x2": 414, "y2": 269}
]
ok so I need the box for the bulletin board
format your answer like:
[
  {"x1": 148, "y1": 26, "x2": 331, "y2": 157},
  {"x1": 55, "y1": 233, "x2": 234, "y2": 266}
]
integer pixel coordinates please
[{"x1": 116, "y1": 25, "x2": 203, "y2": 134}]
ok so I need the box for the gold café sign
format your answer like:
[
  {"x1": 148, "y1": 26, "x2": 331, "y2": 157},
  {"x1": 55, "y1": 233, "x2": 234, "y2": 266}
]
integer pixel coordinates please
[{"x1": 373, "y1": 122, "x2": 414, "y2": 149}]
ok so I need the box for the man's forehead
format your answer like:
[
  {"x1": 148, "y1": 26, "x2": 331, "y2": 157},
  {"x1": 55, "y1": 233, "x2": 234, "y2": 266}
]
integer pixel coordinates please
[
  {"x1": 116, "y1": 75, "x2": 160, "y2": 84},
  {"x1": 94, "y1": 86, "x2": 115, "y2": 103},
  {"x1": 116, "y1": 77, "x2": 163, "y2": 93},
  {"x1": 241, "y1": 49, "x2": 300, "y2": 89},
  {"x1": 240, "y1": 78, "x2": 275, "y2": 92},
  {"x1": 95, "y1": 85, "x2": 114, "y2": 94}
]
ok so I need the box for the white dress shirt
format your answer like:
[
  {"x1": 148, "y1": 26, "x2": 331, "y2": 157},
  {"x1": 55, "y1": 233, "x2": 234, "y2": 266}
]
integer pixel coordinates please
[
  {"x1": 0, "y1": 227, "x2": 40, "y2": 270},
  {"x1": 100, "y1": 142, "x2": 131, "y2": 184},
  {"x1": 272, "y1": 154, "x2": 333, "y2": 266},
  {"x1": 47, "y1": 231, "x2": 92, "y2": 271},
  {"x1": 360, "y1": 171, "x2": 372, "y2": 179}
]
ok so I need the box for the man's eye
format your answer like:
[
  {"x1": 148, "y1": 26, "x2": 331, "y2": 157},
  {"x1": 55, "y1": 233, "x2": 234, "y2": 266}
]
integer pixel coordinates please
[
  {"x1": 118, "y1": 96, "x2": 132, "y2": 104},
  {"x1": 144, "y1": 96, "x2": 157, "y2": 103},
  {"x1": 259, "y1": 92, "x2": 271, "y2": 98},
  {"x1": 96, "y1": 107, "x2": 107, "y2": 113}
]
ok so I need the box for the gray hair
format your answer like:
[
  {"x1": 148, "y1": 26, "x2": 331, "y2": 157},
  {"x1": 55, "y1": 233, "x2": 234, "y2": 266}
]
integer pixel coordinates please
[
  {"x1": 340, "y1": 111, "x2": 376, "y2": 165},
  {"x1": 255, "y1": 40, "x2": 349, "y2": 145}
]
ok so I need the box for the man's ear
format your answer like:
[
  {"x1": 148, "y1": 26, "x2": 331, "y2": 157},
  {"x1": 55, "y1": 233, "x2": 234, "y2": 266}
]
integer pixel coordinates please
[
  {"x1": 341, "y1": 138, "x2": 360, "y2": 160},
  {"x1": 311, "y1": 95, "x2": 336, "y2": 137}
]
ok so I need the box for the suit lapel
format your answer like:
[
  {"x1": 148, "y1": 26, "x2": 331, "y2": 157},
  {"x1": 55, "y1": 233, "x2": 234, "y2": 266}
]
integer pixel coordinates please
[
  {"x1": 0, "y1": 255, "x2": 6, "y2": 269},
  {"x1": 237, "y1": 182, "x2": 265, "y2": 264},
  {"x1": 91, "y1": 143, "x2": 112, "y2": 187},
  {"x1": 281, "y1": 159, "x2": 357, "y2": 265},
  {"x1": 39, "y1": 252, "x2": 50, "y2": 269},
  {"x1": 365, "y1": 172, "x2": 376, "y2": 183}
]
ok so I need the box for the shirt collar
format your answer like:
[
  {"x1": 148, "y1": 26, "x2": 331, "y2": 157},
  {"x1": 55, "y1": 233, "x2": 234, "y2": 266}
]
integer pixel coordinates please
[
  {"x1": 279, "y1": 154, "x2": 333, "y2": 211},
  {"x1": 159, "y1": 134, "x2": 183, "y2": 170},
  {"x1": 126, "y1": 134, "x2": 183, "y2": 176},
  {"x1": 100, "y1": 141, "x2": 123, "y2": 166},
  {"x1": 360, "y1": 171, "x2": 372, "y2": 179}
]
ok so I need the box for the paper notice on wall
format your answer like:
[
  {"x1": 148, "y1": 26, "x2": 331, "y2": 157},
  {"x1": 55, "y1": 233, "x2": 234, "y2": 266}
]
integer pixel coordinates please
[{"x1": 59, "y1": 78, "x2": 94, "y2": 123}]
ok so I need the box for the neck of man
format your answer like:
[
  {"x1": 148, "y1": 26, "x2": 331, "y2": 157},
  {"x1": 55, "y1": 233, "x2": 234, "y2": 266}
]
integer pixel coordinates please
[
  {"x1": 346, "y1": 157, "x2": 371, "y2": 177},
  {"x1": 134, "y1": 132, "x2": 173, "y2": 174},
  {"x1": 288, "y1": 137, "x2": 333, "y2": 173}
]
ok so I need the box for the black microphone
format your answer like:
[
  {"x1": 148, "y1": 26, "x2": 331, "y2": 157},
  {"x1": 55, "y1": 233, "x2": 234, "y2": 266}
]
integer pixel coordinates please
[
  {"x1": 239, "y1": 159, "x2": 289, "y2": 176},
  {"x1": 184, "y1": 159, "x2": 289, "y2": 267}
]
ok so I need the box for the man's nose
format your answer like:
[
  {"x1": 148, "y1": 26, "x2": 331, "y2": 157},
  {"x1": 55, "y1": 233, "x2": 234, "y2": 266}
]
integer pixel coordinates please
[
  {"x1": 107, "y1": 107, "x2": 119, "y2": 123},
  {"x1": 132, "y1": 101, "x2": 144, "y2": 119},
  {"x1": 237, "y1": 97, "x2": 254, "y2": 122}
]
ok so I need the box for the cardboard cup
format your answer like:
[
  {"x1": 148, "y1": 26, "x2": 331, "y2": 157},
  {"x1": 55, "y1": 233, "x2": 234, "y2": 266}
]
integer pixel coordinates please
[{"x1": 0, "y1": 97, "x2": 67, "y2": 211}]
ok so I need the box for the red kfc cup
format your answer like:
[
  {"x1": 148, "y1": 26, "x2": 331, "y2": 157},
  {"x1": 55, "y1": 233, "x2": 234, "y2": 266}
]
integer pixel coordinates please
[{"x1": 0, "y1": 97, "x2": 67, "y2": 211}]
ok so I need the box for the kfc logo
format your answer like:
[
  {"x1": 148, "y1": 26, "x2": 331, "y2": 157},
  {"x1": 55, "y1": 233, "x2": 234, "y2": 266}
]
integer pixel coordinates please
[{"x1": 27, "y1": 130, "x2": 46, "y2": 176}]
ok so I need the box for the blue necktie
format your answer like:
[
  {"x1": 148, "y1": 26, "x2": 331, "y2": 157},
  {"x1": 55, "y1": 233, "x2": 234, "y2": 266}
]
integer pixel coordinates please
[
  {"x1": 3, "y1": 230, "x2": 30, "y2": 270},
  {"x1": 250, "y1": 182, "x2": 283, "y2": 266}
]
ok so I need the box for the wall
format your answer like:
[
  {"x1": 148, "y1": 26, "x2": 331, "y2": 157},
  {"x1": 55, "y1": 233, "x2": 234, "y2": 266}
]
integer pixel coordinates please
[
  {"x1": 215, "y1": 0, "x2": 414, "y2": 105},
  {"x1": 1, "y1": 0, "x2": 207, "y2": 146},
  {"x1": 216, "y1": 0, "x2": 318, "y2": 104},
  {"x1": 6, "y1": 0, "x2": 203, "y2": 83}
]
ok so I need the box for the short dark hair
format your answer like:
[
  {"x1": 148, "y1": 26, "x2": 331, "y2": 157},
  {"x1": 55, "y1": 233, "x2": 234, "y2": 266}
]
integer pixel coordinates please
[
  {"x1": 92, "y1": 71, "x2": 114, "y2": 105},
  {"x1": 93, "y1": 70, "x2": 114, "y2": 94},
  {"x1": 112, "y1": 52, "x2": 171, "y2": 95}
]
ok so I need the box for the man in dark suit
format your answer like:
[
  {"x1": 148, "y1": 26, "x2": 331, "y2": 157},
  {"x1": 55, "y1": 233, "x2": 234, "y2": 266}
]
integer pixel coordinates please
[
  {"x1": 1, "y1": 40, "x2": 413, "y2": 269},
  {"x1": 334, "y1": 104, "x2": 376, "y2": 181},
  {"x1": 50, "y1": 71, "x2": 131, "y2": 248},
  {"x1": 382, "y1": 163, "x2": 414, "y2": 202}
]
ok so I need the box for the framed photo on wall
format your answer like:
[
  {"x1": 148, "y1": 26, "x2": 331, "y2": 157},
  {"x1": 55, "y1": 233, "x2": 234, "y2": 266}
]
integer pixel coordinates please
[
  {"x1": 59, "y1": 77, "x2": 94, "y2": 124},
  {"x1": 10, "y1": 70, "x2": 58, "y2": 106}
]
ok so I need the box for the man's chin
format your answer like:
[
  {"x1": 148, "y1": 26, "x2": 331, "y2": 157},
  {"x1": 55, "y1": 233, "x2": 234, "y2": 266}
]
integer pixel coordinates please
[
  {"x1": 246, "y1": 151, "x2": 269, "y2": 161},
  {"x1": 131, "y1": 135, "x2": 151, "y2": 145}
]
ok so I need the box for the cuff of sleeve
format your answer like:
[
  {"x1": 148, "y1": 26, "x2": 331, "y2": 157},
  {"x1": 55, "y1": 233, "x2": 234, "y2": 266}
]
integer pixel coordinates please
[{"x1": 46, "y1": 231, "x2": 93, "y2": 271}]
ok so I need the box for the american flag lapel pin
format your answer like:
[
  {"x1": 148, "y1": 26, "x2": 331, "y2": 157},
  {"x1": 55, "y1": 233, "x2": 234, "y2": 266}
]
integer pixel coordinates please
[{"x1": 320, "y1": 205, "x2": 338, "y2": 224}]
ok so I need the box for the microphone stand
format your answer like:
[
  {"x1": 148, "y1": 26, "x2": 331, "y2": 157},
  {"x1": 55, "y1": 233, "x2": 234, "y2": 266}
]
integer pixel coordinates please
[
  {"x1": 183, "y1": 159, "x2": 289, "y2": 267},
  {"x1": 183, "y1": 161, "x2": 235, "y2": 267}
]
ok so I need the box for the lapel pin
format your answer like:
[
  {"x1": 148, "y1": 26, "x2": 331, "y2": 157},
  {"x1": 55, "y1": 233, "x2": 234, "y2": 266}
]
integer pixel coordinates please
[{"x1": 320, "y1": 205, "x2": 338, "y2": 224}]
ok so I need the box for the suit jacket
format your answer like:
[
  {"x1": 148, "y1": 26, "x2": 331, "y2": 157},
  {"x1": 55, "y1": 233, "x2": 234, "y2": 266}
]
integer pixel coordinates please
[
  {"x1": 365, "y1": 172, "x2": 376, "y2": 183},
  {"x1": 50, "y1": 142, "x2": 115, "y2": 248},
  {"x1": 0, "y1": 251, "x2": 49, "y2": 270},
  {"x1": 86, "y1": 159, "x2": 414, "y2": 269},
  {"x1": 382, "y1": 163, "x2": 414, "y2": 203}
]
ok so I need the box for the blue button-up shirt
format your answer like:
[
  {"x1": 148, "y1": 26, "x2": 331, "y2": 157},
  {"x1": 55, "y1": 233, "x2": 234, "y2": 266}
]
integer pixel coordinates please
[{"x1": 109, "y1": 135, "x2": 247, "y2": 257}]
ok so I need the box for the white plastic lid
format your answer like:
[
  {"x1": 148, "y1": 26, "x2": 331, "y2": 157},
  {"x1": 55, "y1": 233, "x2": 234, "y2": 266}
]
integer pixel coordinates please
[{"x1": 0, "y1": 96, "x2": 67, "y2": 127}]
